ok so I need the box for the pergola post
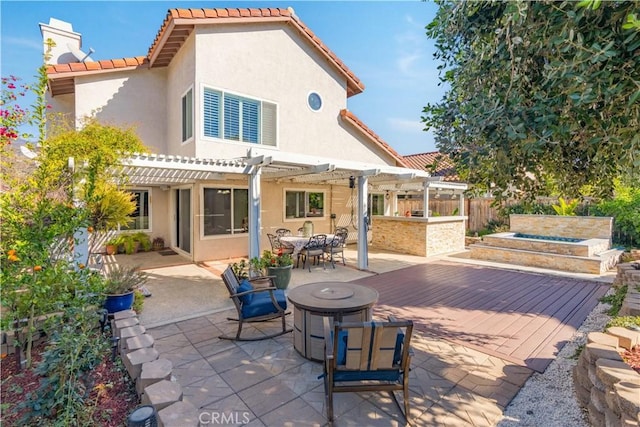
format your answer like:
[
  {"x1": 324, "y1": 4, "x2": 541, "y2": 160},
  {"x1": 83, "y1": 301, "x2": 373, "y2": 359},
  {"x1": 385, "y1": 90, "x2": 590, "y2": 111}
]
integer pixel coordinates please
[
  {"x1": 248, "y1": 167, "x2": 262, "y2": 260},
  {"x1": 423, "y1": 181, "x2": 430, "y2": 217},
  {"x1": 357, "y1": 175, "x2": 368, "y2": 270}
]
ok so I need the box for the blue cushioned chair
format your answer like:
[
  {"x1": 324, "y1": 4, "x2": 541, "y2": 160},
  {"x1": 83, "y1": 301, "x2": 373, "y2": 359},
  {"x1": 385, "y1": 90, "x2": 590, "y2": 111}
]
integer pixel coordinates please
[
  {"x1": 322, "y1": 316, "x2": 414, "y2": 423},
  {"x1": 219, "y1": 266, "x2": 292, "y2": 341}
]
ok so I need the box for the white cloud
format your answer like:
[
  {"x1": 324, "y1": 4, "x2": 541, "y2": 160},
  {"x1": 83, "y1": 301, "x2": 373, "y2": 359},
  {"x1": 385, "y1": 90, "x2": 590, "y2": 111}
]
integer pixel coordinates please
[
  {"x1": 396, "y1": 52, "x2": 422, "y2": 75},
  {"x1": 388, "y1": 117, "x2": 425, "y2": 133},
  {"x1": 3, "y1": 36, "x2": 41, "y2": 51}
]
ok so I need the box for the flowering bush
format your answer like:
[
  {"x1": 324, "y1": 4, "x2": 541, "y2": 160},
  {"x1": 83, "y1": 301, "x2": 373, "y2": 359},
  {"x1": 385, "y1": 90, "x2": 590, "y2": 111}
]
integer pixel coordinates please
[{"x1": 256, "y1": 250, "x2": 294, "y2": 268}]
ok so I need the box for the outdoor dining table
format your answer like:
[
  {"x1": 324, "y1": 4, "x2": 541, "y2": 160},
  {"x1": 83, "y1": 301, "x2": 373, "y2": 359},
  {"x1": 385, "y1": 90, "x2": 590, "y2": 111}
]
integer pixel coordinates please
[{"x1": 279, "y1": 234, "x2": 335, "y2": 258}]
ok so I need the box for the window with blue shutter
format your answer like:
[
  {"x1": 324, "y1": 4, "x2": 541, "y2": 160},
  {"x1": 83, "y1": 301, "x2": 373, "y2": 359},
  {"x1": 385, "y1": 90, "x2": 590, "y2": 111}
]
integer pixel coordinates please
[
  {"x1": 202, "y1": 87, "x2": 275, "y2": 145},
  {"x1": 203, "y1": 89, "x2": 221, "y2": 138},
  {"x1": 242, "y1": 99, "x2": 259, "y2": 143}
]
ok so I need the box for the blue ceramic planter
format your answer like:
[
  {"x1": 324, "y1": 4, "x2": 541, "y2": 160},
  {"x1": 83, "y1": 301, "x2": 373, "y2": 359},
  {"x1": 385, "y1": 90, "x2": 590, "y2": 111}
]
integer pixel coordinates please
[{"x1": 104, "y1": 291, "x2": 135, "y2": 313}]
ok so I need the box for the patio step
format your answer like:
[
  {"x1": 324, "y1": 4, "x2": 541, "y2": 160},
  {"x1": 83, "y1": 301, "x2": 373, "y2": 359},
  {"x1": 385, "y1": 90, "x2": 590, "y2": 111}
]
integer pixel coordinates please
[{"x1": 469, "y1": 244, "x2": 621, "y2": 274}]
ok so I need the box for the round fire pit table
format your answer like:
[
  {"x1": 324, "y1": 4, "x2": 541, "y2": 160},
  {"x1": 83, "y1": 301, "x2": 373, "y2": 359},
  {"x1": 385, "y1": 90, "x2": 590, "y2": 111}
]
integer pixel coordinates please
[{"x1": 287, "y1": 282, "x2": 379, "y2": 361}]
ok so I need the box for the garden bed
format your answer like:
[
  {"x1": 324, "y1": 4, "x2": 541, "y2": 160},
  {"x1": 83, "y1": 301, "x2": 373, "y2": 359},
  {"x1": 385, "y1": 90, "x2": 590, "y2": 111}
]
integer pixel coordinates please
[{"x1": 1, "y1": 343, "x2": 138, "y2": 426}]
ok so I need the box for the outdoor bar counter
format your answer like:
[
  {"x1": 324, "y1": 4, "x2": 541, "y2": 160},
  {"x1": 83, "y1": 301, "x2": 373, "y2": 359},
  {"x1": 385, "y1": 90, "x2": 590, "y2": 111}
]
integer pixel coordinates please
[{"x1": 371, "y1": 215, "x2": 467, "y2": 257}]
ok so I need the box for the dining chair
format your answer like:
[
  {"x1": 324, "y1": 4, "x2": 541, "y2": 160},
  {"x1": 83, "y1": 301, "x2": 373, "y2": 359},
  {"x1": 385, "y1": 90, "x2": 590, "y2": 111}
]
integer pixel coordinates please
[
  {"x1": 324, "y1": 232, "x2": 347, "y2": 268},
  {"x1": 267, "y1": 233, "x2": 294, "y2": 255},
  {"x1": 300, "y1": 234, "x2": 326, "y2": 272},
  {"x1": 275, "y1": 228, "x2": 292, "y2": 237},
  {"x1": 334, "y1": 226, "x2": 349, "y2": 236}
]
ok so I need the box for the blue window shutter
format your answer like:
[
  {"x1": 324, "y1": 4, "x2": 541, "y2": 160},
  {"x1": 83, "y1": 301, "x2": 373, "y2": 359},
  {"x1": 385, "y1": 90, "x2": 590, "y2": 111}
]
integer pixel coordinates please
[
  {"x1": 224, "y1": 95, "x2": 240, "y2": 141},
  {"x1": 203, "y1": 89, "x2": 220, "y2": 138},
  {"x1": 242, "y1": 99, "x2": 259, "y2": 143}
]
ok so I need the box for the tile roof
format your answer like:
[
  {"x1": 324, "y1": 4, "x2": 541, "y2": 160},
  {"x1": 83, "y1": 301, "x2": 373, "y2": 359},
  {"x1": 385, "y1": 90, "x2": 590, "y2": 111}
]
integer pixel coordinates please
[
  {"x1": 47, "y1": 7, "x2": 364, "y2": 97},
  {"x1": 339, "y1": 110, "x2": 408, "y2": 168},
  {"x1": 402, "y1": 152, "x2": 459, "y2": 181}
]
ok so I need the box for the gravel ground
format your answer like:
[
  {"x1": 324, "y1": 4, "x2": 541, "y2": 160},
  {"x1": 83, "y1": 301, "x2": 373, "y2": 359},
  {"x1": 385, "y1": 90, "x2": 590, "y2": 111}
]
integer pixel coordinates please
[{"x1": 497, "y1": 292, "x2": 613, "y2": 427}]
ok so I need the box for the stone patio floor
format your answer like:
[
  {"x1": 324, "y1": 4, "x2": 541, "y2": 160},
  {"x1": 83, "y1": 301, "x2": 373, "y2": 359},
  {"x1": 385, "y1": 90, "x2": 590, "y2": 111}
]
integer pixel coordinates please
[{"x1": 123, "y1": 248, "x2": 615, "y2": 426}]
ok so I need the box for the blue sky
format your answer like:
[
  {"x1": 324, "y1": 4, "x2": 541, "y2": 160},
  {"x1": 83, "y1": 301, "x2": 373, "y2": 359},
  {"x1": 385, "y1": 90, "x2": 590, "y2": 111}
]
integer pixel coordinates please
[{"x1": 1, "y1": 1, "x2": 444, "y2": 155}]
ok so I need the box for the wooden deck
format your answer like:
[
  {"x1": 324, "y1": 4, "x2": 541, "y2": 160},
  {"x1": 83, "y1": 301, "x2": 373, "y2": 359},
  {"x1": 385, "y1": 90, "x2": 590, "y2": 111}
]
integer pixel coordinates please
[{"x1": 352, "y1": 261, "x2": 609, "y2": 372}]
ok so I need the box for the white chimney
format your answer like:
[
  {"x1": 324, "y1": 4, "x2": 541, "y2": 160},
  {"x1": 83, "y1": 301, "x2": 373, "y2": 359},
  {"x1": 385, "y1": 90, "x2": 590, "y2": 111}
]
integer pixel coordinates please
[{"x1": 39, "y1": 18, "x2": 93, "y2": 65}]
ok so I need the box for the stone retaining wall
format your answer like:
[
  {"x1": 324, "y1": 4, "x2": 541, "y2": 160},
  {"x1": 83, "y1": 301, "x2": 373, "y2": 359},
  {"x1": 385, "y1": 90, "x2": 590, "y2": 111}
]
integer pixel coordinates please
[
  {"x1": 112, "y1": 310, "x2": 200, "y2": 426},
  {"x1": 572, "y1": 262, "x2": 640, "y2": 426},
  {"x1": 616, "y1": 261, "x2": 640, "y2": 317}
]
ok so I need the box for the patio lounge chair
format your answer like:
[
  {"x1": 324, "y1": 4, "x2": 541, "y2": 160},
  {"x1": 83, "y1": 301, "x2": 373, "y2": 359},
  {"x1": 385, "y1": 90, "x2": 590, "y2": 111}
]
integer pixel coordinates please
[
  {"x1": 322, "y1": 316, "x2": 414, "y2": 423},
  {"x1": 219, "y1": 266, "x2": 292, "y2": 341}
]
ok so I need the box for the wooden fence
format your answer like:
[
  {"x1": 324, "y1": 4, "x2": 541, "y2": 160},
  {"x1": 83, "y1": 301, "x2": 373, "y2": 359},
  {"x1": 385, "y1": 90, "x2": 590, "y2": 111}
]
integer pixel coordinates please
[{"x1": 397, "y1": 198, "x2": 501, "y2": 232}]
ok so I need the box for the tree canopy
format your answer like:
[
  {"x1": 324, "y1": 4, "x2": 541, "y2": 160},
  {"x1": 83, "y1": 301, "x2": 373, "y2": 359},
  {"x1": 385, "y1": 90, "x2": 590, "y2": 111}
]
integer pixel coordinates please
[{"x1": 422, "y1": 0, "x2": 640, "y2": 203}]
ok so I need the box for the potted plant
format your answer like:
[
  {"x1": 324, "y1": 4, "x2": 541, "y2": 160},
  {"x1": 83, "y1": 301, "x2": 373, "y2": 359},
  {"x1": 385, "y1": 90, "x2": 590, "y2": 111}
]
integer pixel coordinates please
[
  {"x1": 253, "y1": 250, "x2": 294, "y2": 290},
  {"x1": 152, "y1": 237, "x2": 165, "y2": 251},
  {"x1": 133, "y1": 232, "x2": 152, "y2": 252},
  {"x1": 105, "y1": 236, "x2": 122, "y2": 255},
  {"x1": 103, "y1": 265, "x2": 148, "y2": 313},
  {"x1": 119, "y1": 234, "x2": 138, "y2": 255}
]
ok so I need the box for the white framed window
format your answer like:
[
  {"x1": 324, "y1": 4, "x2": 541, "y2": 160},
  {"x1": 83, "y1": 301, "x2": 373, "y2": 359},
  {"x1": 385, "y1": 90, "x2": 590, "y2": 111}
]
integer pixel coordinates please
[
  {"x1": 202, "y1": 187, "x2": 249, "y2": 236},
  {"x1": 121, "y1": 188, "x2": 151, "y2": 231},
  {"x1": 285, "y1": 190, "x2": 325, "y2": 219},
  {"x1": 203, "y1": 87, "x2": 277, "y2": 146},
  {"x1": 181, "y1": 88, "x2": 193, "y2": 143},
  {"x1": 369, "y1": 193, "x2": 385, "y2": 216}
]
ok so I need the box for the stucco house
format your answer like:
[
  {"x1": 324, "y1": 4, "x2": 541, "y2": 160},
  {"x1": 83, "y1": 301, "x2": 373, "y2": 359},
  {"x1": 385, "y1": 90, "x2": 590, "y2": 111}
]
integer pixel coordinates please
[{"x1": 42, "y1": 8, "x2": 467, "y2": 268}]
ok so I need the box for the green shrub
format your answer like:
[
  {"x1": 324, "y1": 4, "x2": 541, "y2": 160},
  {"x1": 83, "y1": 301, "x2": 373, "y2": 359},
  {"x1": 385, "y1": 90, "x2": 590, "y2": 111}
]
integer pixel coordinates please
[
  {"x1": 600, "y1": 285, "x2": 627, "y2": 316},
  {"x1": 606, "y1": 316, "x2": 640, "y2": 329}
]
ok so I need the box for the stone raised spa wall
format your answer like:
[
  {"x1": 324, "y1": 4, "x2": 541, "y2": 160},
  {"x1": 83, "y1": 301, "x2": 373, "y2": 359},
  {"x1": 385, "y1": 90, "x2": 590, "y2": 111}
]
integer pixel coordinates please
[
  {"x1": 371, "y1": 216, "x2": 465, "y2": 257},
  {"x1": 509, "y1": 214, "x2": 613, "y2": 240}
]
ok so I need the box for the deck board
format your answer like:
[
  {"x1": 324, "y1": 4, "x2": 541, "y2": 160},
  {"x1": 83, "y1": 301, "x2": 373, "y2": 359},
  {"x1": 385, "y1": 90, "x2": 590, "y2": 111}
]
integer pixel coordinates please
[{"x1": 351, "y1": 261, "x2": 609, "y2": 372}]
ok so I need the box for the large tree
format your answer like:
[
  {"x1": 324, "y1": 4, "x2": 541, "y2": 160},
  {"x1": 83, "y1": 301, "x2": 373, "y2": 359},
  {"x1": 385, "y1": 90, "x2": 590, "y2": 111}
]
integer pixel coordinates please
[{"x1": 423, "y1": 0, "x2": 640, "y2": 203}]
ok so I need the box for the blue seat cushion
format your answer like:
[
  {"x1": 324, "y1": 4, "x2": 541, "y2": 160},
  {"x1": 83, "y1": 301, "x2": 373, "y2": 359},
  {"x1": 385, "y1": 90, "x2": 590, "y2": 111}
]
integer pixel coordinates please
[
  {"x1": 333, "y1": 369, "x2": 401, "y2": 382},
  {"x1": 394, "y1": 330, "x2": 405, "y2": 365},
  {"x1": 236, "y1": 279, "x2": 254, "y2": 305},
  {"x1": 241, "y1": 289, "x2": 287, "y2": 318}
]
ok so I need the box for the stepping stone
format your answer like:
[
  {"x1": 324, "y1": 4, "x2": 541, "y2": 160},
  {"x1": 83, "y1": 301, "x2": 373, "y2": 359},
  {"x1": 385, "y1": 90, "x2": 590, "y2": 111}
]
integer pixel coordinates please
[
  {"x1": 136, "y1": 358, "x2": 173, "y2": 396},
  {"x1": 114, "y1": 317, "x2": 139, "y2": 338},
  {"x1": 123, "y1": 333, "x2": 154, "y2": 355},
  {"x1": 124, "y1": 347, "x2": 159, "y2": 379},
  {"x1": 119, "y1": 325, "x2": 146, "y2": 340},
  {"x1": 141, "y1": 380, "x2": 182, "y2": 412},
  {"x1": 113, "y1": 309, "x2": 137, "y2": 320},
  {"x1": 157, "y1": 401, "x2": 199, "y2": 427}
]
